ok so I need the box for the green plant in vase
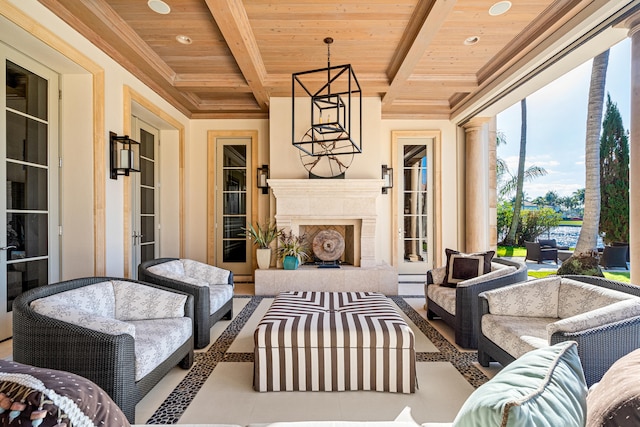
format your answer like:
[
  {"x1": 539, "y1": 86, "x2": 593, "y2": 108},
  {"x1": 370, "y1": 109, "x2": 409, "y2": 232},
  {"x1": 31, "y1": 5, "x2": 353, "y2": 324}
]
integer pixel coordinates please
[
  {"x1": 241, "y1": 220, "x2": 281, "y2": 269},
  {"x1": 277, "y1": 230, "x2": 310, "y2": 270}
]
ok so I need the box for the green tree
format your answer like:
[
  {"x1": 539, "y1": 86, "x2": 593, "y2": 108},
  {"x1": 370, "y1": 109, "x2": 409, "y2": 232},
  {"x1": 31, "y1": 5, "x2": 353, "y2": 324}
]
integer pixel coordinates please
[
  {"x1": 599, "y1": 93, "x2": 629, "y2": 244},
  {"x1": 544, "y1": 191, "x2": 559, "y2": 207},
  {"x1": 504, "y1": 99, "x2": 528, "y2": 245},
  {"x1": 518, "y1": 208, "x2": 563, "y2": 244}
]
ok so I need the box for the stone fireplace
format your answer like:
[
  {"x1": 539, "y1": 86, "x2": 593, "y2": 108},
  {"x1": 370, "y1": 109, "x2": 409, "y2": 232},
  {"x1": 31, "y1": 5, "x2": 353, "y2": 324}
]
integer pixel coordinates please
[{"x1": 253, "y1": 179, "x2": 397, "y2": 295}]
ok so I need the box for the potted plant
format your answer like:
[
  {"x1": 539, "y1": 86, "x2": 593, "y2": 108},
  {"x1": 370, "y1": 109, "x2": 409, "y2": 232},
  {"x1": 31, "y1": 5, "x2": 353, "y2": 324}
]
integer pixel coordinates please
[
  {"x1": 277, "y1": 230, "x2": 310, "y2": 270},
  {"x1": 242, "y1": 220, "x2": 281, "y2": 269}
]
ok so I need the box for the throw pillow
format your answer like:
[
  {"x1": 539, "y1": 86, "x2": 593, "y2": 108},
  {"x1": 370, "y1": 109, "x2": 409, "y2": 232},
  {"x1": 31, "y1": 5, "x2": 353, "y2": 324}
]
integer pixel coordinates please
[
  {"x1": 452, "y1": 341, "x2": 587, "y2": 427},
  {"x1": 0, "y1": 360, "x2": 130, "y2": 427},
  {"x1": 586, "y1": 348, "x2": 640, "y2": 427},
  {"x1": 443, "y1": 248, "x2": 494, "y2": 287}
]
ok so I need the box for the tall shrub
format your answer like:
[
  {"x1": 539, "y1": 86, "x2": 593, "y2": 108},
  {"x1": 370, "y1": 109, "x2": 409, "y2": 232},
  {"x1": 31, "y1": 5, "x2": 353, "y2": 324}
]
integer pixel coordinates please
[{"x1": 599, "y1": 94, "x2": 629, "y2": 244}]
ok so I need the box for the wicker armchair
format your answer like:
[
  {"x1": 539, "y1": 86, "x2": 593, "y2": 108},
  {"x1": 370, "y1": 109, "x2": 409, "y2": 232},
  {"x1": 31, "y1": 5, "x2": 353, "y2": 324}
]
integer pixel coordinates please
[
  {"x1": 425, "y1": 257, "x2": 527, "y2": 348},
  {"x1": 12, "y1": 277, "x2": 194, "y2": 423},
  {"x1": 138, "y1": 257, "x2": 234, "y2": 349},
  {"x1": 524, "y1": 240, "x2": 558, "y2": 264},
  {"x1": 477, "y1": 275, "x2": 640, "y2": 386}
]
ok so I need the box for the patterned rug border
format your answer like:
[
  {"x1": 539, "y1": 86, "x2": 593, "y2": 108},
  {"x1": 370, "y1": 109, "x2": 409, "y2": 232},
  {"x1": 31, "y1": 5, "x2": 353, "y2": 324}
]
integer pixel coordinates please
[{"x1": 146, "y1": 294, "x2": 488, "y2": 424}]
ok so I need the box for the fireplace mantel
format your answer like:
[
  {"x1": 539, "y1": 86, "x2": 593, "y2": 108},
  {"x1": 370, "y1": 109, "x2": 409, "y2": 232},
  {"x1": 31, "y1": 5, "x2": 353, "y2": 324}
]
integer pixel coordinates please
[
  {"x1": 257, "y1": 178, "x2": 397, "y2": 295},
  {"x1": 268, "y1": 179, "x2": 384, "y2": 268}
]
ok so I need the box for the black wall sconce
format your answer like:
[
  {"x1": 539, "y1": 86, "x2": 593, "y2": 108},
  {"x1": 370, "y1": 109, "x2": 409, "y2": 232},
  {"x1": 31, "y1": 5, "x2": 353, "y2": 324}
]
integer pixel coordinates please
[
  {"x1": 382, "y1": 164, "x2": 393, "y2": 194},
  {"x1": 257, "y1": 164, "x2": 269, "y2": 194},
  {"x1": 110, "y1": 131, "x2": 140, "y2": 179}
]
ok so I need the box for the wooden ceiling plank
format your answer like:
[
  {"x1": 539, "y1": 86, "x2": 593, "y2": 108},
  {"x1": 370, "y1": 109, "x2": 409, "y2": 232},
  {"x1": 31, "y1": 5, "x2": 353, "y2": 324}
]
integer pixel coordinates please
[
  {"x1": 204, "y1": 0, "x2": 270, "y2": 110},
  {"x1": 383, "y1": 0, "x2": 458, "y2": 107}
]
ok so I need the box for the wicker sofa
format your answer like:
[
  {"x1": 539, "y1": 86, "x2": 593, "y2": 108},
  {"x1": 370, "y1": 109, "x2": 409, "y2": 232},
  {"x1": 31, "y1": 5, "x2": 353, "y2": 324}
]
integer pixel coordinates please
[
  {"x1": 138, "y1": 257, "x2": 234, "y2": 349},
  {"x1": 478, "y1": 275, "x2": 640, "y2": 386},
  {"x1": 11, "y1": 276, "x2": 195, "y2": 423},
  {"x1": 425, "y1": 257, "x2": 527, "y2": 348}
]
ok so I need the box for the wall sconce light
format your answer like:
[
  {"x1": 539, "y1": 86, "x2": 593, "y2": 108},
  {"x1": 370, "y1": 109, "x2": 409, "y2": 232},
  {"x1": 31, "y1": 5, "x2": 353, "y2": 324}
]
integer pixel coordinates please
[
  {"x1": 257, "y1": 164, "x2": 269, "y2": 194},
  {"x1": 382, "y1": 164, "x2": 393, "y2": 194},
  {"x1": 110, "y1": 132, "x2": 140, "y2": 179}
]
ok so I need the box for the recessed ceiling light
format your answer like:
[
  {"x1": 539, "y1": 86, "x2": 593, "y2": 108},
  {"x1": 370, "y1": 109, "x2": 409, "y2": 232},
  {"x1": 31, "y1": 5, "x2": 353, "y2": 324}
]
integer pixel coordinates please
[
  {"x1": 176, "y1": 35, "x2": 192, "y2": 45},
  {"x1": 148, "y1": 0, "x2": 171, "y2": 15},
  {"x1": 464, "y1": 36, "x2": 480, "y2": 46},
  {"x1": 489, "y1": 1, "x2": 512, "y2": 16}
]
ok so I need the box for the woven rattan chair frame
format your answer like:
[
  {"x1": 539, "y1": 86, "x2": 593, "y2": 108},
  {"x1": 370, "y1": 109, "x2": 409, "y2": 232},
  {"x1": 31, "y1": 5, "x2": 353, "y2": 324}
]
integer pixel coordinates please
[
  {"x1": 138, "y1": 258, "x2": 233, "y2": 349},
  {"x1": 477, "y1": 275, "x2": 640, "y2": 387},
  {"x1": 12, "y1": 276, "x2": 195, "y2": 423},
  {"x1": 425, "y1": 257, "x2": 528, "y2": 349}
]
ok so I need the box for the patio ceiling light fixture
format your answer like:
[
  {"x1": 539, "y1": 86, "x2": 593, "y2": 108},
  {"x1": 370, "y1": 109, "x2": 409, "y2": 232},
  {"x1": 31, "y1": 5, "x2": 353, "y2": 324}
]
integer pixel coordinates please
[{"x1": 292, "y1": 37, "x2": 362, "y2": 162}]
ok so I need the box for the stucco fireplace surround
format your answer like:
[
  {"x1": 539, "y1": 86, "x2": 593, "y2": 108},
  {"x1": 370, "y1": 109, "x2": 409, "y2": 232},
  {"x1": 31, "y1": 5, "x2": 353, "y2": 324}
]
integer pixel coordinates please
[{"x1": 254, "y1": 179, "x2": 398, "y2": 295}]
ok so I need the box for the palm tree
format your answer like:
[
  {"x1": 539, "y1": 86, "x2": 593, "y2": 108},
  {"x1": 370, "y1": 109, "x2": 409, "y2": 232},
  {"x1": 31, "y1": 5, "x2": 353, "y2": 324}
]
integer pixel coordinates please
[
  {"x1": 573, "y1": 50, "x2": 609, "y2": 256},
  {"x1": 504, "y1": 99, "x2": 528, "y2": 245}
]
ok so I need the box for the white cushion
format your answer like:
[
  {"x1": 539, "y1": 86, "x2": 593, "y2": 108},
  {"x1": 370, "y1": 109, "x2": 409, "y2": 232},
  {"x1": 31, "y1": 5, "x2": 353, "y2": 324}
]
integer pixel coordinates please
[
  {"x1": 31, "y1": 281, "x2": 116, "y2": 318},
  {"x1": 427, "y1": 284, "x2": 456, "y2": 315},
  {"x1": 481, "y1": 314, "x2": 554, "y2": 359},
  {"x1": 112, "y1": 280, "x2": 187, "y2": 321},
  {"x1": 557, "y1": 278, "x2": 636, "y2": 318},
  {"x1": 209, "y1": 284, "x2": 234, "y2": 314},
  {"x1": 181, "y1": 259, "x2": 231, "y2": 285},
  {"x1": 130, "y1": 317, "x2": 192, "y2": 380},
  {"x1": 483, "y1": 276, "x2": 561, "y2": 318},
  {"x1": 147, "y1": 259, "x2": 185, "y2": 276},
  {"x1": 31, "y1": 302, "x2": 135, "y2": 337}
]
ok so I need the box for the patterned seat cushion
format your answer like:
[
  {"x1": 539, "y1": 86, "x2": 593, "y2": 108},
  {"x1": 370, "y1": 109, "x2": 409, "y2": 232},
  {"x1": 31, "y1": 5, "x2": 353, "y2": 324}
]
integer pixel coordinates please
[
  {"x1": 427, "y1": 284, "x2": 456, "y2": 315},
  {"x1": 481, "y1": 314, "x2": 554, "y2": 359},
  {"x1": 130, "y1": 317, "x2": 192, "y2": 381},
  {"x1": 209, "y1": 284, "x2": 233, "y2": 315}
]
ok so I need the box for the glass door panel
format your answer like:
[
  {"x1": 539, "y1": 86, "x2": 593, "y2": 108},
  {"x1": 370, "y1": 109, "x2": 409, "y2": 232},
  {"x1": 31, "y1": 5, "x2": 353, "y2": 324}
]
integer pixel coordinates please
[
  {"x1": 396, "y1": 138, "x2": 434, "y2": 275},
  {"x1": 2, "y1": 54, "x2": 58, "y2": 340},
  {"x1": 215, "y1": 140, "x2": 252, "y2": 275}
]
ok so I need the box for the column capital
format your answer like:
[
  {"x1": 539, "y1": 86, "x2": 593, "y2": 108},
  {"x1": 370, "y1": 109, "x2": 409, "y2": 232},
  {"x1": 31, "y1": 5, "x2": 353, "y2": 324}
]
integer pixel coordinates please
[
  {"x1": 623, "y1": 12, "x2": 640, "y2": 37},
  {"x1": 462, "y1": 116, "x2": 492, "y2": 132}
]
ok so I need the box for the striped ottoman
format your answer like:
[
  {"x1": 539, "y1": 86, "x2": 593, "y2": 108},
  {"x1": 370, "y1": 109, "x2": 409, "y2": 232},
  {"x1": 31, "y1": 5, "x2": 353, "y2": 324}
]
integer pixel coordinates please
[{"x1": 253, "y1": 291, "x2": 416, "y2": 393}]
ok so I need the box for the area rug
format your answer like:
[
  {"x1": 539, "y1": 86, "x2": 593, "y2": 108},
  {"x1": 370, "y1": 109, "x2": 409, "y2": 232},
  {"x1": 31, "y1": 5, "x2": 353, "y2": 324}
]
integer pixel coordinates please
[{"x1": 142, "y1": 296, "x2": 490, "y2": 425}]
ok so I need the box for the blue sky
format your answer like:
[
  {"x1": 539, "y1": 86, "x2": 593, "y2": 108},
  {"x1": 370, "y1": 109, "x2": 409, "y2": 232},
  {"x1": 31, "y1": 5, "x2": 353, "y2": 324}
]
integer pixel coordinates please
[{"x1": 496, "y1": 38, "x2": 631, "y2": 199}]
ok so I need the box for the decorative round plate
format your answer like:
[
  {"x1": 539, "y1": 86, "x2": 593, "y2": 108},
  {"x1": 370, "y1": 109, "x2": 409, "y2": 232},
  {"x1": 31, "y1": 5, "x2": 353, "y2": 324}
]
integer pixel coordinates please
[{"x1": 312, "y1": 229, "x2": 345, "y2": 261}]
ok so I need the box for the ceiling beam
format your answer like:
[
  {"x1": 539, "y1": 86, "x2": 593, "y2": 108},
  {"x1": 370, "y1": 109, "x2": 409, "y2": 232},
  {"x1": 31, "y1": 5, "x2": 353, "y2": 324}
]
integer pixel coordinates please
[
  {"x1": 204, "y1": 0, "x2": 270, "y2": 110},
  {"x1": 382, "y1": 0, "x2": 457, "y2": 107}
]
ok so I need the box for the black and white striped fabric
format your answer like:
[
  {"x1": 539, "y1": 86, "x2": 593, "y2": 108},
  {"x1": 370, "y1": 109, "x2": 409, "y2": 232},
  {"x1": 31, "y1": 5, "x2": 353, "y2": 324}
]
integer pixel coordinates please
[{"x1": 254, "y1": 291, "x2": 416, "y2": 393}]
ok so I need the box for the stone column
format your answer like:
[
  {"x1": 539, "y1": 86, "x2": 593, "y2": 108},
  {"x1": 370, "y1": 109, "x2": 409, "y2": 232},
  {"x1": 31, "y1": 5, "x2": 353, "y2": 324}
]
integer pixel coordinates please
[
  {"x1": 463, "y1": 117, "x2": 492, "y2": 253},
  {"x1": 629, "y1": 18, "x2": 640, "y2": 283}
]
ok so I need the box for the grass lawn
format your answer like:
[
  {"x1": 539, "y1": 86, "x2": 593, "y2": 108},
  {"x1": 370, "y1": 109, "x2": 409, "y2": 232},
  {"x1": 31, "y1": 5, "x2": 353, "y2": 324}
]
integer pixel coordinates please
[
  {"x1": 497, "y1": 246, "x2": 526, "y2": 257},
  {"x1": 528, "y1": 270, "x2": 631, "y2": 283},
  {"x1": 558, "y1": 220, "x2": 583, "y2": 226}
]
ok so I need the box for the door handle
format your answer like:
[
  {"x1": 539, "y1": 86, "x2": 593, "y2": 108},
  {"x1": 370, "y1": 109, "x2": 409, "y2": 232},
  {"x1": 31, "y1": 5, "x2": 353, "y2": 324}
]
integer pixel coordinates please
[{"x1": 0, "y1": 246, "x2": 16, "y2": 251}]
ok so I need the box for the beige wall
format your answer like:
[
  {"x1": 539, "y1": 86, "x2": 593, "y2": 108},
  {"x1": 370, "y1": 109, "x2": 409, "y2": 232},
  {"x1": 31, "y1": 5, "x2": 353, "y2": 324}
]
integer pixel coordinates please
[
  {"x1": 4, "y1": 0, "x2": 465, "y2": 275},
  {"x1": 188, "y1": 119, "x2": 270, "y2": 262},
  {"x1": 60, "y1": 74, "x2": 95, "y2": 280}
]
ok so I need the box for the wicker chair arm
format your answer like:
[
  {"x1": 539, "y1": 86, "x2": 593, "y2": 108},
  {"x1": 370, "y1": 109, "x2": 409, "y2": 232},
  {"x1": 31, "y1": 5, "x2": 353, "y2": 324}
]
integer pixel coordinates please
[{"x1": 550, "y1": 315, "x2": 640, "y2": 386}]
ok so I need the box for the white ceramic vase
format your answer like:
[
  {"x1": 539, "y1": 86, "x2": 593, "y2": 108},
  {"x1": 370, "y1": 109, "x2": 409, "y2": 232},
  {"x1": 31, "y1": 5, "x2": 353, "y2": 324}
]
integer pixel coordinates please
[{"x1": 256, "y1": 248, "x2": 272, "y2": 269}]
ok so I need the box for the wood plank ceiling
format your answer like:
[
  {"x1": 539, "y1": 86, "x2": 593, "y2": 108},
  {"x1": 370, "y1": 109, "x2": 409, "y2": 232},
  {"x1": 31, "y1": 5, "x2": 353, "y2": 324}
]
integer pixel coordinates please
[{"x1": 38, "y1": 0, "x2": 593, "y2": 119}]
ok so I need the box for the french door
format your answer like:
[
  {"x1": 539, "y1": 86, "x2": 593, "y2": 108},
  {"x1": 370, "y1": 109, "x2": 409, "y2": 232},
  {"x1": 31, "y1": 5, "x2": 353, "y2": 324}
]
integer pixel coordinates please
[
  {"x1": 130, "y1": 118, "x2": 159, "y2": 278},
  {"x1": 392, "y1": 132, "x2": 434, "y2": 276},
  {"x1": 1, "y1": 47, "x2": 59, "y2": 340},
  {"x1": 209, "y1": 134, "x2": 255, "y2": 277}
]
